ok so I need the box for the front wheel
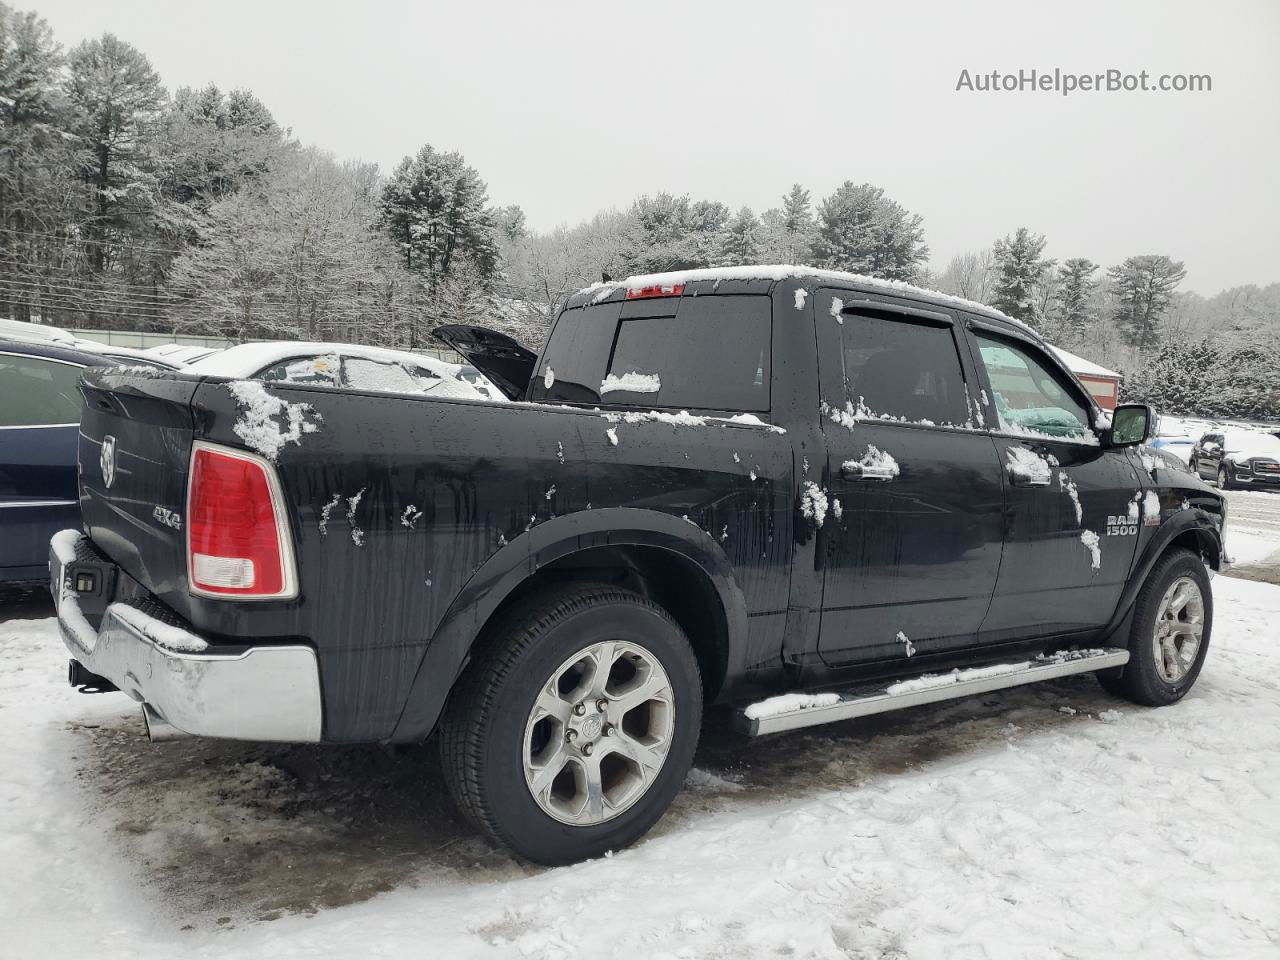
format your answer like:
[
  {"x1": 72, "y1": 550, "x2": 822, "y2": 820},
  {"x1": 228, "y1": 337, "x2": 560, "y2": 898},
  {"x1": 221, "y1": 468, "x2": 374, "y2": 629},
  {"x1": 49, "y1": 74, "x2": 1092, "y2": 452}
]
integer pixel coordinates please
[
  {"x1": 1099, "y1": 547, "x2": 1212, "y2": 706},
  {"x1": 1217, "y1": 465, "x2": 1233, "y2": 490},
  {"x1": 439, "y1": 584, "x2": 702, "y2": 865}
]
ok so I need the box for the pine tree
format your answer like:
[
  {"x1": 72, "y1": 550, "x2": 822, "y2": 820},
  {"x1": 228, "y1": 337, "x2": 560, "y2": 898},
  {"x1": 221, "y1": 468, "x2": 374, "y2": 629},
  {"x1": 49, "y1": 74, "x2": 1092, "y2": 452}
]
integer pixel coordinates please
[
  {"x1": 64, "y1": 34, "x2": 165, "y2": 275},
  {"x1": 1055, "y1": 258, "x2": 1098, "y2": 337},
  {"x1": 990, "y1": 228, "x2": 1053, "y2": 326},
  {"x1": 0, "y1": 3, "x2": 74, "y2": 322},
  {"x1": 1121, "y1": 339, "x2": 1222, "y2": 416},
  {"x1": 1107, "y1": 255, "x2": 1187, "y2": 350},
  {"x1": 779, "y1": 184, "x2": 814, "y2": 264},
  {"x1": 811, "y1": 182, "x2": 928, "y2": 281},
  {"x1": 379, "y1": 144, "x2": 498, "y2": 286},
  {"x1": 717, "y1": 206, "x2": 761, "y2": 265}
]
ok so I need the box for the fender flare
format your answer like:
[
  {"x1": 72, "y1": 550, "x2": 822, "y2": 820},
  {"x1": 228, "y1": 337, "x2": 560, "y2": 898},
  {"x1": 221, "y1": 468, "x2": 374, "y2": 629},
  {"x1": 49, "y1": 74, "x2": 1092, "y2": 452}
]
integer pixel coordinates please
[
  {"x1": 1100, "y1": 508, "x2": 1223, "y2": 643},
  {"x1": 389, "y1": 508, "x2": 749, "y2": 742}
]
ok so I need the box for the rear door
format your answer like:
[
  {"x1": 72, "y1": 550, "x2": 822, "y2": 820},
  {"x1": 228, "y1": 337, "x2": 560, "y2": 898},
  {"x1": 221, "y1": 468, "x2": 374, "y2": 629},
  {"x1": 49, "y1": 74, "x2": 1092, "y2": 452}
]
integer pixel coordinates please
[
  {"x1": 967, "y1": 325, "x2": 1142, "y2": 642},
  {"x1": 815, "y1": 293, "x2": 1005, "y2": 665},
  {"x1": 0, "y1": 350, "x2": 86, "y2": 580}
]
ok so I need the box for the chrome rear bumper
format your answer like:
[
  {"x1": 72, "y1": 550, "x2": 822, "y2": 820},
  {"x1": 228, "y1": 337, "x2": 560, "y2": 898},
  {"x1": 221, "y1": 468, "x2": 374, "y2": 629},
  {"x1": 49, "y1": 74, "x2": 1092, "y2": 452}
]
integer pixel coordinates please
[{"x1": 50, "y1": 530, "x2": 322, "y2": 742}]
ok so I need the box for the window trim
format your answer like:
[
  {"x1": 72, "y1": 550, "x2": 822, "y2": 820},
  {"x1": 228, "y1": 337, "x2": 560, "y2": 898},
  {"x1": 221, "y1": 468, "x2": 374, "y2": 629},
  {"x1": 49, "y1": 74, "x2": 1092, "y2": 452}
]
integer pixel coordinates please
[
  {"x1": 0, "y1": 350, "x2": 88, "y2": 429},
  {"x1": 966, "y1": 326, "x2": 1099, "y2": 447},
  {"x1": 827, "y1": 302, "x2": 979, "y2": 433}
]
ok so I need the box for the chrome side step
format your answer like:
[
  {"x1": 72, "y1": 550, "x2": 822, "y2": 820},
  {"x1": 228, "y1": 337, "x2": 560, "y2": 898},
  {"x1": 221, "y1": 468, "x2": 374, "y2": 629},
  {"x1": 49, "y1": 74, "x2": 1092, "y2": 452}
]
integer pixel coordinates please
[{"x1": 738, "y1": 647, "x2": 1130, "y2": 736}]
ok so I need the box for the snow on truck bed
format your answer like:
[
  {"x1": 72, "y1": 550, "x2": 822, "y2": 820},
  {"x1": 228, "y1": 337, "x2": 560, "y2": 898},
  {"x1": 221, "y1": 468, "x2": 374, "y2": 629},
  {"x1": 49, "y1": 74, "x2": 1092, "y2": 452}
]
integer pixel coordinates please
[{"x1": 3, "y1": 573, "x2": 1279, "y2": 958}]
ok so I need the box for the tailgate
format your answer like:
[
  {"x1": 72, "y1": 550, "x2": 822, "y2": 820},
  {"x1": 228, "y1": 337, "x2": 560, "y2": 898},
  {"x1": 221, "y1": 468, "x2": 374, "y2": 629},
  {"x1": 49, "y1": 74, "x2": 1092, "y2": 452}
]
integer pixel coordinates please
[{"x1": 77, "y1": 368, "x2": 201, "y2": 614}]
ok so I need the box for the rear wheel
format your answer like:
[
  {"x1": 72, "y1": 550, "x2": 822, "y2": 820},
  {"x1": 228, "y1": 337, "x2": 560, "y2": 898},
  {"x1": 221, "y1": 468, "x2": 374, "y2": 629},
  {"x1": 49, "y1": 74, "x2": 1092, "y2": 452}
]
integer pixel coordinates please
[
  {"x1": 1099, "y1": 547, "x2": 1212, "y2": 706},
  {"x1": 439, "y1": 584, "x2": 702, "y2": 865}
]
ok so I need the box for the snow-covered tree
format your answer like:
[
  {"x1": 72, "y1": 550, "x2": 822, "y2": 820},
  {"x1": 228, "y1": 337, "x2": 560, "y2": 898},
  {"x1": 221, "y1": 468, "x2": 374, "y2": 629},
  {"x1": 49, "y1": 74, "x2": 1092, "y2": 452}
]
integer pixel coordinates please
[
  {"x1": 1054, "y1": 258, "x2": 1098, "y2": 338},
  {"x1": 935, "y1": 250, "x2": 996, "y2": 304},
  {"x1": 1107, "y1": 255, "x2": 1188, "y2": 350},
  {"x1": 64, "y1": 33, "x2": 165, "y2": 274},
  {"x1": 716, "y1": 206, "x2": 761, "y2": 265},
  {"x1": 778, "y1": 184, "x2": 814, "y2": 264},
  {"x1": 811, "y1": 182, "x2": 928, "y2": 281},
  {"x1": 379, "y1": 144, "x2": 498, "y2": 287},
  {"x1": 990, "y1": 227, "x2": 1053, "y2": 326}
]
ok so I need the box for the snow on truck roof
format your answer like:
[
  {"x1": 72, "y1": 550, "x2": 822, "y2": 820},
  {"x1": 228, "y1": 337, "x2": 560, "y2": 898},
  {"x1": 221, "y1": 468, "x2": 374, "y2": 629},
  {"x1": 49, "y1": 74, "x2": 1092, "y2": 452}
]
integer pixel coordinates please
[{"x1": 576, "y1": 265, "x2": 1034, "y2": 334}]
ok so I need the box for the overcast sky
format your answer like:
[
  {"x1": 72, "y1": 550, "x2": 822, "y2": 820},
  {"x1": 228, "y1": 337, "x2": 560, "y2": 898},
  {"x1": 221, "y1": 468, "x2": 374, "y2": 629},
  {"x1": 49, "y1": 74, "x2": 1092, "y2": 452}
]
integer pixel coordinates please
[{"x1": 26, "y1": 0, "x2": 1280, "y2": 295}]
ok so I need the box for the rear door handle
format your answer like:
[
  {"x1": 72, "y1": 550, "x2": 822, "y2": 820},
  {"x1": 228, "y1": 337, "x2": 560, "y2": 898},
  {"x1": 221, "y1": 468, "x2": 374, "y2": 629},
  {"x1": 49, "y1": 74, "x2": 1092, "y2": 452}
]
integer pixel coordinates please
[
  {"x1": 842, "y1": 463, "x2": 896, "y2": 481},
  {"x1": 1010, "y1": 472, "x2": 1052, "y2": 487}
]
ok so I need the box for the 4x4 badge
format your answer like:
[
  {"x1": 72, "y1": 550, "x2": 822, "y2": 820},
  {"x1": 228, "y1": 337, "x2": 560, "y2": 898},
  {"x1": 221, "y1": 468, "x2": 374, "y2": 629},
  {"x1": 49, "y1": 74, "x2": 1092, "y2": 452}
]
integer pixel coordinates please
[{"x1": 100, "y1": 435, "x2": 116, "y2": 489}]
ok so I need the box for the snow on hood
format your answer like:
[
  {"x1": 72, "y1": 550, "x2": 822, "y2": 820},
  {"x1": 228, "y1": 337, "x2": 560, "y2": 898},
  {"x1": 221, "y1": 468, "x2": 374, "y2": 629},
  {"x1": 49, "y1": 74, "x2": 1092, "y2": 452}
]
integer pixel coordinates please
[
  {"x1": 1224, "y1": 431, "x2": 1280, "y2": 459},
  {"x1": 577, "y1": 265, "x2": 1031, "y2": 333}
]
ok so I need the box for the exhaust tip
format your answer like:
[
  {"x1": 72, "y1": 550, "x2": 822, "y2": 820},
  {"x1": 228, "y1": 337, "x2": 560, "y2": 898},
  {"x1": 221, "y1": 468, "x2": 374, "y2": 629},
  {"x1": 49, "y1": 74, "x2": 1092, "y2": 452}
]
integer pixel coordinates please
[{"x1": 142, "y1": 703, "x2": 188, "y2": 742}]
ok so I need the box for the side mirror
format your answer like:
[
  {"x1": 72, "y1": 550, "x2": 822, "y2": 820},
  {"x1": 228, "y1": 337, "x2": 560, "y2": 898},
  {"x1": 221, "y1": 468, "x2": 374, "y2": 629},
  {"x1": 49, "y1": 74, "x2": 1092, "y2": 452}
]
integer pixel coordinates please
[{"x1": 1106, "y1": 403, "x2": 1153, "y2": 448}]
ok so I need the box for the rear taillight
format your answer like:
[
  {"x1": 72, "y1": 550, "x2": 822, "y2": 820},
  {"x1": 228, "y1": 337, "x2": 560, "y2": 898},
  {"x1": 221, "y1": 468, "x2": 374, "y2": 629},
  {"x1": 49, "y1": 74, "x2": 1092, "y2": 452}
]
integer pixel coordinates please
[
  {"x1": 625, "y1": 283, "x2": 684, "y2": 300},
  {"x1": 186, "y1": 442, "x2": 297, "y2": 599}
]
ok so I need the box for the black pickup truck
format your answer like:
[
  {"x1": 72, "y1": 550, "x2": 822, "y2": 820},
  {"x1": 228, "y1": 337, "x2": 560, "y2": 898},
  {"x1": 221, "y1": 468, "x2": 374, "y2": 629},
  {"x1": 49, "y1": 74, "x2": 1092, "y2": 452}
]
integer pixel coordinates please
[{"x1": 51, "y1": 266, "x2": 1226, "y2": 864}]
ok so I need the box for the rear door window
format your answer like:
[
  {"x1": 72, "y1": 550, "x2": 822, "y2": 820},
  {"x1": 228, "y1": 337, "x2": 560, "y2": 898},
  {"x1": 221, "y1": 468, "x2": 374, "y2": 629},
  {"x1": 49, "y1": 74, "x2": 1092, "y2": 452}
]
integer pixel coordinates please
[
  {"x1": 0, "y1": 354, "x2": 84, "y2": 426},
  {"x1": 532, "y1": 295, "x2": 771, "y2": 412},
  {"x1": 836, "y1": 310, "x2": 970, "y2": 425}
]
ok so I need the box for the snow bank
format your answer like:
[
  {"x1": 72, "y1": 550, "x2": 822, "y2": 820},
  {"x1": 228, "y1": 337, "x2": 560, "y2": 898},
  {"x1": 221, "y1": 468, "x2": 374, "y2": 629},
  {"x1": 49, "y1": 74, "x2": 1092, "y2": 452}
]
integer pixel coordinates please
[
  {"x1": 228, "y1": 381, "x2": 322, "y2": 462},
  {"x1": 600, "y1": 371, "x2": 661, "y2": 394}
]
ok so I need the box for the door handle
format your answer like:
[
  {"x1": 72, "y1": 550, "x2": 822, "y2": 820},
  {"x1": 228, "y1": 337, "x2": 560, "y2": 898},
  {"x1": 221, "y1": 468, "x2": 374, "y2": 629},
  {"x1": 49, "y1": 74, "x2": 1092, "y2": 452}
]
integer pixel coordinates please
[
  {"x1": 842, "y1": 463, "x2": 896, "y2": 481},
  {"x1": 1010, "y1": 472, "x2": 1052, "y2": 487}
]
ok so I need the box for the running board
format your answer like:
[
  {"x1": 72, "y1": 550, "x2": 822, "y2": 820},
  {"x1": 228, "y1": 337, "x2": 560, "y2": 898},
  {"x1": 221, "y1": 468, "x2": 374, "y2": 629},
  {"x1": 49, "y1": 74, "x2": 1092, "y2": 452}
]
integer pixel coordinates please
[{"x1": 737, "y1": 648, "x2": 1130, "y2": 736}]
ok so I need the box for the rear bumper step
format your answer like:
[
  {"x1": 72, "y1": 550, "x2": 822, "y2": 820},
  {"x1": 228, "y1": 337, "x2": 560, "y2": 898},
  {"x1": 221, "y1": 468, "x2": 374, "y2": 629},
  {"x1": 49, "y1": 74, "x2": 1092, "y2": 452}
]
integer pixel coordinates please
[
  {"x1": 737, "y1": 648, "x2": 1130, "y2": 736},
  {"x1": 50, "y1": 530, "x2": 323, "y2": 743}
]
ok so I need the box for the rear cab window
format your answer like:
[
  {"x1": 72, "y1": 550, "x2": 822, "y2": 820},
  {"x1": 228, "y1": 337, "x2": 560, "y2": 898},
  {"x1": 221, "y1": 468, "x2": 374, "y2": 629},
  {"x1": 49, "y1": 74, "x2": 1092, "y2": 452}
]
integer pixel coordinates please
[{"x1": 531, "y1": 295, "x2": 772, "y2": 413}]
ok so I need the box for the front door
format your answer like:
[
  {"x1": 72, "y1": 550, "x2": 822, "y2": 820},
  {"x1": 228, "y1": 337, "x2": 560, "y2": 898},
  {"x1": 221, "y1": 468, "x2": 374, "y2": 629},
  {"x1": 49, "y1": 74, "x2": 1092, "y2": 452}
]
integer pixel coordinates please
[
  {"x1": 966, "y1": 326, "x2": 1143, "y2": 642},
  {"x1": 814, "y1": 293, "x2": 1006, "y2": 666}
]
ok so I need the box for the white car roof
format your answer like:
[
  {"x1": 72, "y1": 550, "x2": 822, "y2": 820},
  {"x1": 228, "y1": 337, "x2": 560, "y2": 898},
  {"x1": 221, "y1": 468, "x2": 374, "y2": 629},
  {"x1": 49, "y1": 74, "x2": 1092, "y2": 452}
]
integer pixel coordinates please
[
  {"x1": 189, "y1": 341, "x2": 462, "y2": 377},
  {"x1": 188, "y1": 341, "x2": 489, "y2": 401},
  {"x1": 0, "y1": 317, "x2": 79, "y2": 345}
]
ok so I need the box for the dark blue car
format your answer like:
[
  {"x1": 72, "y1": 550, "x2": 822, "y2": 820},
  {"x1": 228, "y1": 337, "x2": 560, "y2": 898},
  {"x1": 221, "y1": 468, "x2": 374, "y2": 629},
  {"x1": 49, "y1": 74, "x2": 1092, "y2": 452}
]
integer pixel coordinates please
[{"x1": 0, "y1": 339, "x2": 116, "y2": 584}]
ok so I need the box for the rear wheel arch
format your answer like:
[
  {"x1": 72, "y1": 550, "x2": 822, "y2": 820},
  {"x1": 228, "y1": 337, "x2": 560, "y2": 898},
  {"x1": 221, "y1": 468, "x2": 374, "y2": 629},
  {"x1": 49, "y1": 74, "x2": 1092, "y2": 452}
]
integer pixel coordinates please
[{"x1": 390, "y1": 510, "x2": 747, "y2": 742}]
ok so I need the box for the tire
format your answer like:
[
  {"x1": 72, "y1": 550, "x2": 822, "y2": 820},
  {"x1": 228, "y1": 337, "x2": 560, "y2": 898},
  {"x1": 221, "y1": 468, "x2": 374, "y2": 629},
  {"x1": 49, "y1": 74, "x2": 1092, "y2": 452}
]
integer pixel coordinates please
[
  {"x1": 438, "y1": 583, "x2": 702, "y2": 865},
  {"x1": 1218, "y1": 465, "x2": 1232, "y2": 490},
  {"x1": 1098, "y1": 547, "x2": 1212, "y2": 706}
]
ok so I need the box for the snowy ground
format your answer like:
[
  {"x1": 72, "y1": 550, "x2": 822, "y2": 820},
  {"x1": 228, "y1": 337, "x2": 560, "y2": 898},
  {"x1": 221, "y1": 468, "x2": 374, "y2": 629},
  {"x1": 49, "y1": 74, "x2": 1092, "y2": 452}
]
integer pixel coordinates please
[{"x1": 2, "y1": 562, "x2": 1279, "y2": 958}]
